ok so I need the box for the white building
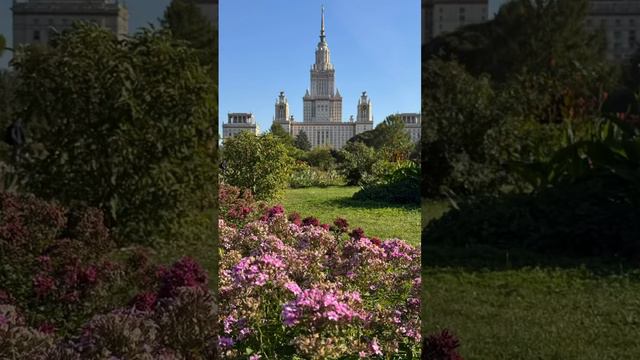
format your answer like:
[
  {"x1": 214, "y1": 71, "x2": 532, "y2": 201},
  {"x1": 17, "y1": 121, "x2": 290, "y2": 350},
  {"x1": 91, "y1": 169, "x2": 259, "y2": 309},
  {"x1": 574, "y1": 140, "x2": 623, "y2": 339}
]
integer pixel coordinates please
[
  {"x1": 425, "y1": 0, "x2": 489, "y2": 41},
  {"x1": 586, "y1": 0, "x2": 640, "y2": 62},
  {"x1": 396, "y1": 112, "x2": 422, "y2": 143},
  {"x1": 11, "y1": 0, "x2": 129, "y2": 47},
  {"x1": 223, "y1": 112, "x2": 258, "y2": 138},
  {"x1": 271, "y1": 6, "x2": 374, "y2": 150}
]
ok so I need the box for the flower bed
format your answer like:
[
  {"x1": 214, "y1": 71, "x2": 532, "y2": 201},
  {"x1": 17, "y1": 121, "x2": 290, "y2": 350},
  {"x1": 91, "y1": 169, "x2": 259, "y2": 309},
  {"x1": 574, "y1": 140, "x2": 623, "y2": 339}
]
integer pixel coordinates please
[{"x1": 218, "y1": 196, "x2": 421, "y2": 359}]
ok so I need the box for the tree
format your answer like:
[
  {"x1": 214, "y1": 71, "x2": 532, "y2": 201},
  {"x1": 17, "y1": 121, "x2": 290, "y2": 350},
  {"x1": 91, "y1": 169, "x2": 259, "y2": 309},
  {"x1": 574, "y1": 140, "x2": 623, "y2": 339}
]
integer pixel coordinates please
[
  {"x1": 11, "y1": 24, "x2": 217, "y2": 246},
  {"x1": 222, "y1": 132, "x2": 294, "y2": 200},
  {"x1": 269, "y1": 122, "x2": 294, "y2": 146},
  {"x1": 294, "y1": 130, "x2": 311, "y2": 151},
  {"x1": 161, "y1": 0, "x2": 216, "y2": 69},
  {"x1": 428, "y1": 0, "x2": 607, "y2": 82},
  {"x1": 370, "y1": 116, "x2": 414, "y2": 161},
  {"x1": 348, "y1": 115, "x2": 413, "y2": 161},
  {"x1": 336, "y1": 141, "x2": 378, "y2": 185},
  {"x1": 305, "y1": 146, "x2": 335, "y2": 170},
  {"x1": 422, "y1": 59, "x2": 500, "y2": 196}
]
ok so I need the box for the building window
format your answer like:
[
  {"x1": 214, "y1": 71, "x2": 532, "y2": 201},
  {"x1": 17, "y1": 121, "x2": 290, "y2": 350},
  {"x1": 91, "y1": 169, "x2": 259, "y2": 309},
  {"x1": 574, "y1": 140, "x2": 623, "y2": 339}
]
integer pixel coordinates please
[
  {"x1": 33, "y1": 30, "x2": 40, "y2": 41},
  {"x1": 460, "y1": 15, "x2": 466, "y2": 22},
  {"x1": 33, "y1": 18, "x2": 39, "y2": 24},
  {"x1": 601, "y1": 19, "x2": 607, "y2": 27},
  {"x1": 459, "y1": 7, "x2": 465, "y2": 13},
  {"x1": 616, "y1": 19, "x2": 621, "y2": 26},
  {"x1": 614, "y1": 31, "x2": 622, "y2": 39},
  {"x1": 48, "y1": 18, "x2": 54, "y2": 25},
  {"x1": 630, "y1": 19, "x2": 636, "y2": 26}
]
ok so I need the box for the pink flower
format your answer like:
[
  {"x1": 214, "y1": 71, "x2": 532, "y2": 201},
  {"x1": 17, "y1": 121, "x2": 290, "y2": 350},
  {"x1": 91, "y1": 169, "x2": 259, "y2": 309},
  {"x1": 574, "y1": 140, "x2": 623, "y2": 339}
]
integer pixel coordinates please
[
  {"x1": 284, "y1": 281, "x2": 302, "y2": 296},
  {"x1": 33, "y1": 273, "x2": 56, "y2": 298},
  {"x1": 130, "y1": 291, "x2": 157, "y2": 311}
]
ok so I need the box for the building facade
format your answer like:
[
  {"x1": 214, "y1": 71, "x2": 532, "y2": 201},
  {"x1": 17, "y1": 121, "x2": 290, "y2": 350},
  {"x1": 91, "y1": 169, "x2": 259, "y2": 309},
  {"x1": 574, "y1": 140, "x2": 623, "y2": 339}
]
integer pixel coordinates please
[
  {"x1": 424, "y1": 0, "x2": 489, "y2": 42},
  {"x1": 223, "y1": 112, "x2": 259, "y2": 138},
  {"x1": 586, "y1": 0, "x2": 640, "y2": 61},
  {"x1": 271, "y1": 6, "x2": 374, "y2": 150},
  {"x1": 396, "y1": 113, "x2": 422, "y2": 143},
  {"x1": 12, "y1": 0, "x2": 128, "y2": 47}
]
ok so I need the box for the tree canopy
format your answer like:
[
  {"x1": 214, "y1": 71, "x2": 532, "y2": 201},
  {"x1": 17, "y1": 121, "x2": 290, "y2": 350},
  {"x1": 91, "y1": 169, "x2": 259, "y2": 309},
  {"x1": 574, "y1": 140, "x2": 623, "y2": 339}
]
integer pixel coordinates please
[
  {"x1": 294, "y1": 130, "x2": 312, "y2": 151},
  {"x1": 161, "y1": 0, "x2": 216, "y2": 69},
  {"x1": 427, "y1": 0, "x2": 607, "y2": 82},
  {"x1": 11, "y1": 24, "x2": 217, "y2": 245}
]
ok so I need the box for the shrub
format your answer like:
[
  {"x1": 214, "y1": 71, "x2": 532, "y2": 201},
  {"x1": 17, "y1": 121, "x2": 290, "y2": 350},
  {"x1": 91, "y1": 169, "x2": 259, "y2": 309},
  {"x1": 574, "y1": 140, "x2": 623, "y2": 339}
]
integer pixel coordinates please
[
  {"x1": 424, "y1": 175, "x2": 640, "y2": 259},
  {"x1": 0, "y1": 258, "x2": 218, "y2": 359},
  {"x1": 0, "y1": 192, "x2": 122, "y2": 335},
  {"x1": 218, "y1": 204, "x2": 421, "y2": 358},
  {"x1": 303, "y1": 146, "x2": 336, "y2": 170},
  {"x1": 289, "y1": 162, "x2": 345, "y2": 188},
  {"x1": 422, "y1": 59, "x2": 500, "y2": 197},
  {"x1": 11, "y1": 24, "x2": 216, "y2": 246},
  {"x1": 336, "y1": 141, "x2": 379, "y2": 185},
  {"x1": 222, "y1": 131, "x2": 294, "y2": 200},
  {"x1": 354, "y1": 161, "x2": 421, "y2": 204},
  {"x1": 219, "y1": 183, "x2": 267, "y2": 228}
]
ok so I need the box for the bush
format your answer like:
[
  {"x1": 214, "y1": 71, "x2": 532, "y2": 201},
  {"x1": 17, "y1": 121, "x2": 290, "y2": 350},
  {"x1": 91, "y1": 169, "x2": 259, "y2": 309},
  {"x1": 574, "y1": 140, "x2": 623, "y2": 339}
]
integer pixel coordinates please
[
  {"x1": 218, "y1": 205, "x2": 421, "y2": 358},
  {"x1": 303, "y1": 146, "x2": 336, "y2": 170},
  {"x1": 10, "y1": 24, "x2": 216, "y2": 246},
  {"x1": 354, "y1": 161, "x2": 421, "y2": 204},
  {"x1": 289, "y1": 162, "x2": 345, "y2": 188},
  {"x1": 336, "y1": 141, "x2": 379, "y2": 185},
  {"x1": 422, "y1": 59, "x2": 500, "y2": 197},
  {"x1": 0, "y1": 257, "x2": 218, "y2": 359},
  {"x1": 0, "y1": 192, "x2": 123, "y2": 335},
  {"x1": 424, "y1": 175, "x2": 640, "y2": 259},
  {"x1": 222, "y1": 132, "x2": 294, "y2": 201}
]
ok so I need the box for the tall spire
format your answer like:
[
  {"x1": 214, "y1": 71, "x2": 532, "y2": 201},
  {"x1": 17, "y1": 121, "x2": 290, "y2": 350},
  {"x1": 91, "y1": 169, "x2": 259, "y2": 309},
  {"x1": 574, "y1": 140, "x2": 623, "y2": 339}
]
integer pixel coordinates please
[{"x1": 320, "y1": 5, "x2": 326, "y2": 43}]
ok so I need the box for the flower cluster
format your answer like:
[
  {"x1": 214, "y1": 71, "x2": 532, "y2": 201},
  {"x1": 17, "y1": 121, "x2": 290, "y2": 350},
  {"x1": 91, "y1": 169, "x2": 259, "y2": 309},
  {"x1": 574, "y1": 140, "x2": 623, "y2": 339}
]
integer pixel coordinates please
[
  {"x1": 0, "y1": 260, "x2": 218, "y2": 360},
  {"x1": 219, "y1": 202, "x2": 421, "y2": 358}
]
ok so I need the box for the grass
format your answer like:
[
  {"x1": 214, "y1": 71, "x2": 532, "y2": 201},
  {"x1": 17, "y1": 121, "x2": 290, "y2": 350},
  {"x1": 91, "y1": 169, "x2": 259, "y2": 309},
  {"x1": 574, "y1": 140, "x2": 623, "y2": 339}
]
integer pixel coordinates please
[
  {"x1": 423, "y1": 263, "x2": 640, "y2": 360},
  {"x1": 281, "y1": 186, "x2": 422, "y2": 246},
  {"x1": 423, "y1": 208, "x2": 640, "y2": 359}
]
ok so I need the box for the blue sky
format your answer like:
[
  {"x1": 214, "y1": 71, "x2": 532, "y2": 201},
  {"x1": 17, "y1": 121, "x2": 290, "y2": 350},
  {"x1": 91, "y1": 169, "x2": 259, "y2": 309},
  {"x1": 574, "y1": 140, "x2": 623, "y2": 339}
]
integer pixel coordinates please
[
  {"x1": 220, "y1": 0, "x2": 421, "y2": 133},
  {"x1": 0, "y1": 0, "x2": 172, "y2": 68}
]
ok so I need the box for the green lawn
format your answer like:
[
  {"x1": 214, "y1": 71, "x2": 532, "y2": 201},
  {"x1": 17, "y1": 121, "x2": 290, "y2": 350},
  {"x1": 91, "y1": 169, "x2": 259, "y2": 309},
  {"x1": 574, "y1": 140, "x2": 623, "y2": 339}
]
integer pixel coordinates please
[
  {"x1": 281, "y1": 186, "x2": 421, "y2": 245},
  {"x1": 423, "y1": 239, "x2": 640, "y2": 359}
]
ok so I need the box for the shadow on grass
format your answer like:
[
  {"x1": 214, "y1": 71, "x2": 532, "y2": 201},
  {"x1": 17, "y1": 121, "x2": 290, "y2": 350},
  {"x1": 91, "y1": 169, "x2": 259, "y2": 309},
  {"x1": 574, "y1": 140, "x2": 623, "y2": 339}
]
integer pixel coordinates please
[
  {"x1": 321, "y1": 196, "x2": 420, "y2": 211},
  {"x1": 422, "y1": 243, "x2": 640, "y2": 278}
]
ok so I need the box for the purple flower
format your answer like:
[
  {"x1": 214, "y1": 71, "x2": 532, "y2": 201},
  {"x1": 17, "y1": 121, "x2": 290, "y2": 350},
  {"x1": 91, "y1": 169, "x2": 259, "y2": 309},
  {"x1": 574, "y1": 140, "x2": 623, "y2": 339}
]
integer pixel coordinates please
[{"x1": 218, "y1": 335, "x2": 235, "y2": 349}]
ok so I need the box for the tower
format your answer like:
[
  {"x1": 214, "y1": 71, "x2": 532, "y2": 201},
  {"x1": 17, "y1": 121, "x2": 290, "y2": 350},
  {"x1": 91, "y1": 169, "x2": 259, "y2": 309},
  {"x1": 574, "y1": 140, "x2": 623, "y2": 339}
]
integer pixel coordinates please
[
  {"x1": 274, "y1": 91, "x2": 289, "y2": 123},
  {"x1": 303, "y1": 5, "x2": 342, "y2": 122},
  {"x1": 357, "y1": 91, "x2": 373, "y2": 123}
]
